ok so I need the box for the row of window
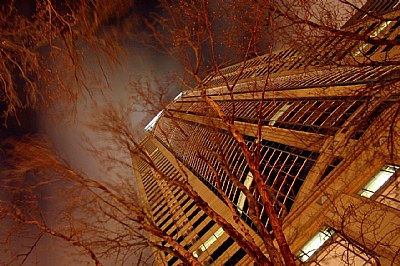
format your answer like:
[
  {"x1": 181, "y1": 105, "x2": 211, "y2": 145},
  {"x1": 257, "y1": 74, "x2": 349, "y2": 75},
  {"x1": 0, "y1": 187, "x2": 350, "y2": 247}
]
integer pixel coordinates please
[
  {"x1": 138, "y1": 149, "x2": 398, "y2": 265},
  {"x1": 162, "y1": 159, "x2": 399, "y2": 265},
  {"x1": 145, "y1": 133, "x2": 399, "y2": 266},
  {"x1": 343, "y1": 0, "x2": 400, "y2": 27},
  {"x1": 298, "y1": 228, "x2": 378, "y2": 265},
  {"x1": 136, "y1": 155, "x2": 195, "y2": 265},
  {"x1": 203, "y1": 48, "x2": 302, "y2": 87},
  {"x1": 150, "y1": 152, "x2": 193, "y2": 225},
  {"x1": 240, "y1": 140, "x2": 317, "y2": 228},
  {"x1": 174, "y1": 98, "x2": 344, "y2": 135},
  {"x1": 200, "y1": 13, "x2": 400, "y2": 89},
  {"x1": 154, "y1": 117, "x2": 319, "y2": 230},
  {"x1": 149, "y1": 114, "x2": 399, "y2": 265},
  {"x1": 219, "y1": 98, "x2": 361, "y2": 136},
  {"x1": 298, "y1": 164, "x2": 399, "y2": 264},
  {"x1": 203, "y1": 50, "x2": 399, "y2": 90},
  {"x1": 141, "y1": 146, "x2": 246, "y2": 265},
  {"x1": 183, "y1": 64, "x2": 400, "y2": 100},
  {"x1": 171, "y1": 95, "x2": 397, "y2": 142}
]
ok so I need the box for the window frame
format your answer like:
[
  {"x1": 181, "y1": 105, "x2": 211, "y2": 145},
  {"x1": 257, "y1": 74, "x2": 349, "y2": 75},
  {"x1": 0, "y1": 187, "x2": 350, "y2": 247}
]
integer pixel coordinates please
[{"x1": 358, "y1": 164, "x2": 399, "y2": 200}]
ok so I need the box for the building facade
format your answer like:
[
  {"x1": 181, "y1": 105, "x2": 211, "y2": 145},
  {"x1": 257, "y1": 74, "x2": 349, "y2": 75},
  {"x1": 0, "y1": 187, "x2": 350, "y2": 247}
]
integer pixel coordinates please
[
  {"x1": 133, "y1": 136, "x2": 263, "y2": 265},
  {"x1": 132, "y1": 4, "x2": 400, "y2": 266}
]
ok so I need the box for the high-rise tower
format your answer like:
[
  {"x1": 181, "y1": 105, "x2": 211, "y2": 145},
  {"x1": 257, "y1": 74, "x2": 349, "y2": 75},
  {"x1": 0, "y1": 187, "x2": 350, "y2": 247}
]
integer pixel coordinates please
[{"x1": 132, "y1": 3, "x2": 400, "y2": 265}]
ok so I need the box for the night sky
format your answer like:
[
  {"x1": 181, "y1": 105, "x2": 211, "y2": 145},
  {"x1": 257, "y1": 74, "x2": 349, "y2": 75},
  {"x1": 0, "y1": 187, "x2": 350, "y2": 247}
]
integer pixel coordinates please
[
  {"x1": 0, "y1": 0, "x2": 180, "y2": 264},
  {"x1": 0, "y1": 0, "x2": 182, "y2": 185},
  {"x1": 0, "y1": 0, "x2": 162, "y2": 140}
]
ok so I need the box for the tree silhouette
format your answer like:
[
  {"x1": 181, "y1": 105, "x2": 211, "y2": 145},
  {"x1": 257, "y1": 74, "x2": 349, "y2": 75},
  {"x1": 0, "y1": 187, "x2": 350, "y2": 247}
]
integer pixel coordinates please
[{"x1": 1, "y1": 0, "x2": 400, "y2": 265}]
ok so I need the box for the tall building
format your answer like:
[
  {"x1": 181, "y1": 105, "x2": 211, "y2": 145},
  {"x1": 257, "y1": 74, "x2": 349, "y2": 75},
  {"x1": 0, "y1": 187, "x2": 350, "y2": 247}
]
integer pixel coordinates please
[
  {"x1": 133, "y1": 136, "x2": 264, "y2": 265},
  {"x1": 132, "y1": 4, "x2": 400, "y2": 266}
]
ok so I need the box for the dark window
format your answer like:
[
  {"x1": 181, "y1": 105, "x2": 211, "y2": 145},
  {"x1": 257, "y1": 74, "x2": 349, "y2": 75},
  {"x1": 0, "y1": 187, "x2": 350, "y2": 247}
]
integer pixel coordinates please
[
  {"x1": 184, "y1": 201, "x2": 197, "y2": 214},
  {"x1": 158, "y1": 215, "x2": 171, "y2": 228},
  {"x1": 180, "y1": 197, "x2": 190, "y2": 208},
  {"x1": 163, "y1": 219, "x2": 176, "y2": 233},
  {"x1": 365, "y1": 22, "x2": 379, "y2": 34},
  {"x1": 319, "y1": 157, "x2": 342, "y2": 182},
  {"x1": 382, "y1": 34, "x2": 400, "y2": 52},
  {"x1": 365, "y1": 45, "x2": 379, "y2": 55},
  {"x1": 209, "y1": 237, "x2": 235, "y2": 263},
  {"x1": 169, "y1": 229, "x2": 178, "y2": 238},
  {"x1": 168, "y1": 256, "x2": 179, "y2": 266},
  {"x1": 192, "y1": 213, "x2": 208, "y2": 229},
  {"x1": 224, "y1": 248, "x2": 247, "y2": 265},
  {"x1": 197, "y1": 220, "x2": 216, "y2": 239},
  {"x1": 390, "y1": 20, "x2": 400, "y2": 33},
  {"x1": 187, "y1": 208, "x2": 201, "y2": 221},
  {"x1": 155, "y1": 208, "x2": 170, "y2": 223},
  {"x1": 176, "y1": 234, "x2": 185, "y2": 243},
  {"x1": 352, "y1": 101, "x2": 393, "y2": 140},
  {"x1": 176, "y1": 193, "x2": 185, "y2": 202}
]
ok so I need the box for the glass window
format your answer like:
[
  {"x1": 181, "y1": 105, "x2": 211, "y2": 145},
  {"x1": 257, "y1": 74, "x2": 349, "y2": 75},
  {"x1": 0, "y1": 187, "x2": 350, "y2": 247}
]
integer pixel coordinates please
[
  {"x1": 237, "y1": 172, "x2": 253, "y2": 214},
  {"x1": 353, "y1": 21, "x2": 392, "y2": 57},
  {"x1": 145, "y1": 110, "x2": 163, "y2": 132},
  {"x1": 358, "y1": 165, "x2": 399, "y2": 199},
  {"x1": 297, "y1": 228, "x2": 335, "y2": 262},
  {"x1": 268, "y1": 103, "x2": 292, "y2": 126},
  {"x1": 297, "y1": 228, "x2": 379, "y2": 265},
  {"x1": 193, "y1": 227, "x2": 224, "y2": 258}
]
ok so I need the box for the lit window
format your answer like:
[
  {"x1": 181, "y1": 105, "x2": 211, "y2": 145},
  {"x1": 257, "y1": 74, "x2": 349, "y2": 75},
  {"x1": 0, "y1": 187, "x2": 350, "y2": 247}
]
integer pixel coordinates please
[
  {"x1": 359, "y1": 165, "x2": 399, "y2": 198},
  {"x1": 370, "y1": 21, "x2": 392, "y2": 38},
  {"x1": 269, "y1": 103, "x2": 292, "y2": 126},
  {"x1": 297, "y1": 228, "x2": 335, "y2": 262},
  {"x1": 297, "y1": 229, "x2": 379, "y2": 264},
  {"x1": 144, "y1": 110, "x2": 164, "y2": 132},
  {"x1": 193, "y1": 227, "x2": 224, "y2": 258},
  {"x1": 353, "y1": 21, "x2": 392, "y2": 57},
  {"x1": 237, "y1": 172, "x2": 253, "y2": 214}
]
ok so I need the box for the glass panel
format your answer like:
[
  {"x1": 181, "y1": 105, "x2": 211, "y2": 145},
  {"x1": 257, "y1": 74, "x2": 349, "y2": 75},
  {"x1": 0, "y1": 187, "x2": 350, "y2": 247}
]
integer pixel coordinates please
[
  {"x1": 298, "y1": 229, "x2": 379, "y2": 265},
  {"x1": 359, "y1": 165, "x2": 399, "y2": 198},
  {"x1": 193, "y1": 227, "x2": 224, "y2": 258},
  {"x1": 269, "y1": 103, "x2": 292, "y2": 126},
  {"x1": 309, "y1": 235, "x2": 378, "y2": 266},
  {"x1": 237, "y1": 172, "x2": 253, "y2": 214},
  {"x1": 297, "y1": 228, "x2": 335, "y2": 262},
  {"x1": 375, "y1": 174, "x2": 400, "y2": 210},
  {"x1": 145, "y1": 110, "x2": 164, "y2": 132}
]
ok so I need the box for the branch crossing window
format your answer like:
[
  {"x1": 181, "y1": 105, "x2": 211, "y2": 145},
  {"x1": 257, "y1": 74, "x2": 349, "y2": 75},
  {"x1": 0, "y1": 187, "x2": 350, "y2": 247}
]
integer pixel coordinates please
[
  {"x1": 237, "y1": 172, "x2": 253, "y2": 214},
  {"x1": 297, "y1": 228, "x2": 379, "y2": 265},
  {"x1": 353, "y1": 21, "x2": 392, "y2": 57},
  {"x1": 359, "y1": 165, "x2": 399, "y2": 210},
  {"x1": 268, "y1": 103, "x2": 292, "y2": 126},
  {"x1": 359, "y1": 165, "x2": 399, "y2": 197},
  {"x1": 297, "y1": 228, "x2": 335, "y2": 262},
  {"x1": 193, "y1": 227, "x2": 224, "y2": 258}
]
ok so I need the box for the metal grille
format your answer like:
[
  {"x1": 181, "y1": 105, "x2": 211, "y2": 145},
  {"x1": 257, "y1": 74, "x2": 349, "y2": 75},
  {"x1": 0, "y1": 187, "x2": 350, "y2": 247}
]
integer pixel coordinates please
[
  {"x1": 169, "y1": 98, "x2": 363, "y2": 135},
  {"x1": 154, "y1": 117, "x2": 318, "y2": 229}
]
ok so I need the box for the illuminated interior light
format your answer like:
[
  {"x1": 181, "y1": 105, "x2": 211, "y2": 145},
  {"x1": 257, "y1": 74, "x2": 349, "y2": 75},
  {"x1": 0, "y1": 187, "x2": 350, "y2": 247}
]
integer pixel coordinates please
[
  {"x1": 353, "y1": 21, "x2": 392, "y2": 57},
  {"x1": 237, "y1": 172, "x2": 253, "y2": 214},
  {"x1": 174, "y1": 91, "x2": 183, "y2": 101},
  {"x1": 144, "y1": 110, "x2": 164, "y2": 132},
  {"x1": 192, "y1": 227, "x2": 224, "y2": 258},
  {"x1": 359, "y1": 165, "x2": 399, "y2": 198},
  {"x1": 297, "y1": 228, "x2": 335, "y2": 262},
  {"x1": 269, "y1": 103, "x2": 292, "y2": 126}
]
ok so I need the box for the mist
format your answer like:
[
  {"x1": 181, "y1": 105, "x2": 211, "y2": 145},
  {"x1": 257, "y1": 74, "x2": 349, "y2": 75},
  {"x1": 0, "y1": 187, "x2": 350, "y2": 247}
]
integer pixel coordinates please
[{"x1": 29, "y1": 40, "x2": 180, "y2": 264}]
